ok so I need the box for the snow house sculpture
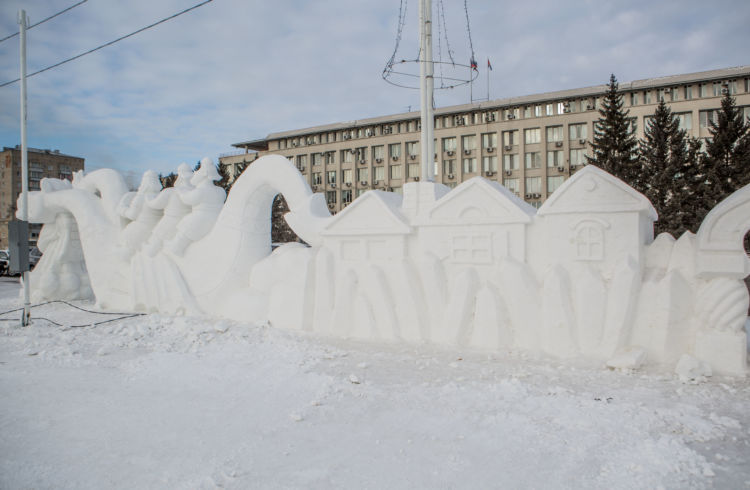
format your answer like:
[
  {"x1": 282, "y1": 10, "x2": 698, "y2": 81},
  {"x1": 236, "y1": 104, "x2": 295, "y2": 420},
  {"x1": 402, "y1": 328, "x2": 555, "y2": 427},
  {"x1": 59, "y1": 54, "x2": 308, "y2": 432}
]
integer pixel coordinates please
[{"x1": 19, "y1": 155, "x2": 750, "y2": 376}]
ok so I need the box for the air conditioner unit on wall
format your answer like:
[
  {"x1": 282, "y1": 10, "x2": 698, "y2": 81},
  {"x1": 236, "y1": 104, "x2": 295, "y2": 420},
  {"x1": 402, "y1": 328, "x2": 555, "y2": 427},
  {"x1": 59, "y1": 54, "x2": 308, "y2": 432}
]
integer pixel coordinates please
[
  {"x1": 376, "y1": 158, "x2": 383, "y2": 163},
  {"x1": 464, "y1": 149, "x2": 472, "y2": 155},
  {"x1": 557, "y1": 166, "x2": 565, "y2": 172},
  {"x1": 448, "y1": 173, "x2": 455, "y2": 179},
  {"x1": 487, "y1": 147, "x2": 494, "y2": 152},
  {"x1": 504, "y1": 145, "x2": 512, "y2": 151},
  {"x1": 447, "y1": 150, "x2": 455, "y2": 156},
  {"x1": 413, "y1": 176, "x2": 420, "y2": 181},
  {"x1": 555, "y1": 141, "x2": 563, "y2": 147},
  {"x1": 330, "y1": 183, "x2": 336, "y2": 188},
  {"x1": 505, "y1": 170, "x2": 512, "y2": 176},
  {"x1": 486, "y1": 171, "x2": 494, "y2": 176},
  {"x1": 579, "y1": 139, "x2": 586, "y2": 144},
  {"x1": 360, "y1": 181, "x2": 368, "y2": 186},
  {"x1": 410, "y1": 154, "x2": 417, "y2": 160},
  {"x1": 393, "y1": 156, "x2": 399, "y2": 161}
]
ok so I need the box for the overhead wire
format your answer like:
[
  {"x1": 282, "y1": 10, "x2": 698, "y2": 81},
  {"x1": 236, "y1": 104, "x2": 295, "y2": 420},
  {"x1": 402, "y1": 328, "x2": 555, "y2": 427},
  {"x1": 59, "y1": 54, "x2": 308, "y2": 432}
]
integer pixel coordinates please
[
  {"x1": 0, "y1": 0, "x2": 89, "y2": 44},
  {"x1": 0, "y1": 299, "x2": 145, "y2": 328},
  {"x1": 0, "y1": 0, "x2": 214, "y2": 89}
]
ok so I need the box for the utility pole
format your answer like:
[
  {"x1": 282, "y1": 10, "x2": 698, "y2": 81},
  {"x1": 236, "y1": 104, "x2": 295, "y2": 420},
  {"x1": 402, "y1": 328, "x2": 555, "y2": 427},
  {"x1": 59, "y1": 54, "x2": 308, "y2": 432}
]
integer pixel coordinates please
[
  {"x1": 18, "y1": 10, "x2": 31, "y2": 327},
  {"x1": 419, "y1": 0, "x2": 435, "y2": 182}
]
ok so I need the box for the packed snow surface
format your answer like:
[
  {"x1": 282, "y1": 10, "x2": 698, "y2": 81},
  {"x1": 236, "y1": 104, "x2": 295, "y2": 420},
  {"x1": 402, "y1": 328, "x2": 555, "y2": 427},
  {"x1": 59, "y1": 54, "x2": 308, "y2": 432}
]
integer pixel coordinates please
[{"x1": 1, "y1": 277, "x2": 749, "y2": 489}]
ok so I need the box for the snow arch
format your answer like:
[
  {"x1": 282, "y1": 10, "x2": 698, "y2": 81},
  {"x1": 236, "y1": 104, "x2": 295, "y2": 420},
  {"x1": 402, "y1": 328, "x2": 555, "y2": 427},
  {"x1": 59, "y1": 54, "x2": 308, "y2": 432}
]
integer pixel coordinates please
[{"x1": 695, "y1": 183, "x2": 750, "y2": 278}]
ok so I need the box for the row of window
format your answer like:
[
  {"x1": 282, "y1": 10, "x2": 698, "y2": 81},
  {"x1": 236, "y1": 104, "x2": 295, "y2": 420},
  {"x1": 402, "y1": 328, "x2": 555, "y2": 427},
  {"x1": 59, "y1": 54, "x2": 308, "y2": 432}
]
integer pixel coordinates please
[
  {"x1": 275, "y1": 78, "x2": 750, "y2": 152},
  {"x1": 309, "y1": 147, "x2": 589, "y2": 186},
  {"x1": 321, "y1": 174, "x2": 569, "y2": 208}
]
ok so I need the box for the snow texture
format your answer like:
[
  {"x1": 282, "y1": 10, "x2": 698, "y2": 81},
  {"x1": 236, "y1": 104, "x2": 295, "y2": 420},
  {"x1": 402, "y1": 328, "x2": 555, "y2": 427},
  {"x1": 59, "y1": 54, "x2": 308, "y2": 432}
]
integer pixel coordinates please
[
  {"x1": 18, "y1": 156, "x2": 750, "y2": 375},
  {"x1": 1, "y1": 281, "x2": 749, "y2": 489}
]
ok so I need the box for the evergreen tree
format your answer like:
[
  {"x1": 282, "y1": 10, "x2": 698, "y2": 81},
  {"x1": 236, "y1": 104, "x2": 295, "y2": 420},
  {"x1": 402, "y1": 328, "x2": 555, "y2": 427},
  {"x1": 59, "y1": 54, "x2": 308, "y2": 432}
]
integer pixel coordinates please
[
  {"x1": 701, "y1": 91, "x2": 750, "y2": 211},
  {"x1": 271, "y1": 195, "x2": 300, "y2": 244},
  {"x1": 638, "y1": 99, "x2": 696, "y2": 236},
  {"x1": 587, "y1": 74, "x2": 640, "y2": 184}
]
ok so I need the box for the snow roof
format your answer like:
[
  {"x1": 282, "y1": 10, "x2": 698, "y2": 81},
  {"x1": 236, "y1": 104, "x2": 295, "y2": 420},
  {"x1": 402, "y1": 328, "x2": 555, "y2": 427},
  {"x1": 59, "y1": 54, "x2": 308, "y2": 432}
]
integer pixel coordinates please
[
  {"x1": 320, "y1": 190, "x2": 411, "y2": 236},
  {"x1": 424, "y1": 177, "x2": 536, "y2": 225},
  {"x1": 538, "y1": 165, "x2": 657, "y2": 219}
]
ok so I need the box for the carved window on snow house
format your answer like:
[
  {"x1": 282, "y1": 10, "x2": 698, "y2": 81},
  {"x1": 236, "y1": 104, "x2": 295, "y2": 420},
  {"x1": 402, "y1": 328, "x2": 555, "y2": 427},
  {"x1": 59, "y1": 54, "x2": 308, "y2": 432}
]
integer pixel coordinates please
[
  {"x1": 573, "y1": 219, "x2": 609, "y2": 261},
  {"x1": 451, "y1": 233, "x2": 492, "y2": 264}
]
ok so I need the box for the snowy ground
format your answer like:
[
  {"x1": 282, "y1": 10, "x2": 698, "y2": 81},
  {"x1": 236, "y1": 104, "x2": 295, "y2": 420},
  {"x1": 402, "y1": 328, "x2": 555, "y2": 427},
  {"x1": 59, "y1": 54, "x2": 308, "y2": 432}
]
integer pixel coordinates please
[{"x1": 1, "y1": 277, "x2": 749, "y2": 489}]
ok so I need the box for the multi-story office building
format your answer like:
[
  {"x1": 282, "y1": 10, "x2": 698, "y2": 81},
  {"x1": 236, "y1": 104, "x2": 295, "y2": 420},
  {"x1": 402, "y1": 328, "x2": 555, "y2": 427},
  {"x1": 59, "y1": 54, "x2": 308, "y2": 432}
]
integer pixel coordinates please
[
  {"x1": 220, "y1": 66, "x2": 750, "y2": 213},
  {"x1": 0, "y1": 146, "x2": 85, "y2": 248}
]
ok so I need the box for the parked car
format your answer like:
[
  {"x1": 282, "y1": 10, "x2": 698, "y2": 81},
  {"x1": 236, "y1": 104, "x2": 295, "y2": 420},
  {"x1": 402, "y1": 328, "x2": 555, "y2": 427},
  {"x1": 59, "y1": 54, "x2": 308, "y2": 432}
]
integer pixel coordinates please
[{"x1": 0, "y1": 250, "x2": 8, "y2": 276}]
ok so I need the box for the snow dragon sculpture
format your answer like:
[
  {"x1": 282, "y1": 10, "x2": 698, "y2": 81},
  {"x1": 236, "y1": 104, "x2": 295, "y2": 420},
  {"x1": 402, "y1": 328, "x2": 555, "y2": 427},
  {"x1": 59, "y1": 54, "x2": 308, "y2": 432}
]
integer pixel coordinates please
[{"x1": 19, "y1": 155, "x2": 750, "y2": 376}]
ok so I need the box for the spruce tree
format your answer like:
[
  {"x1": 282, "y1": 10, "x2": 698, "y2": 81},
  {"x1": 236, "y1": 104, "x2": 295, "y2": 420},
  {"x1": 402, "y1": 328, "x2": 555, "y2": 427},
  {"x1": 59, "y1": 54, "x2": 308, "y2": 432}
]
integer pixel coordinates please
[
  {"x1": 638, "y1": 99, "x2": 695, "y2": 236},
  {"x1": 701, "y1": 91, "x2": 750, "y2": 211},
  {"x1": 587, "y1": 74, "x2": 640, "y2": 185}
]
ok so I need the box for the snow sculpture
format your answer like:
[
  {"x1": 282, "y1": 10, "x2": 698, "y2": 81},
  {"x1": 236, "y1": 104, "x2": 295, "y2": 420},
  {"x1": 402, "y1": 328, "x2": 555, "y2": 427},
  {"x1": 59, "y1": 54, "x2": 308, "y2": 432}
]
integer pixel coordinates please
[
  {"x1": 118, "y1": 170, "x2": 163, "y2": 256},
  {"x1": 166, "y1": 158, "x2": 226, "y2": 256},
  {"x1": 143, "y1": 163, "x2": 193, "y2": 257},
  {"x1": 20, "y1": 156, "x2": 750, "y2": 376}
]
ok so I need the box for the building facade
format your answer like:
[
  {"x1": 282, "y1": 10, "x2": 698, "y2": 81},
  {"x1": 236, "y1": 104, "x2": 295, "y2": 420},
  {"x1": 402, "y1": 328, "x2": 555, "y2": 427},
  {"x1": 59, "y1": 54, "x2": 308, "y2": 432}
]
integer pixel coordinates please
[
  {"x1": 220, "y1": 66, "x2": 750, "y2": 213},
  {"x1": 0, "y1": 146, "x2": 85, "y2": 248}
]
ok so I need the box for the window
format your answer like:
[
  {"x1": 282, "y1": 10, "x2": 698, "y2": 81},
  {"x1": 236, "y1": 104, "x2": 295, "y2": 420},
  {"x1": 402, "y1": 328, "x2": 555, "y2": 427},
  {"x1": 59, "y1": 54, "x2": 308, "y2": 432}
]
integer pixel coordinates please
[
  {"x1": 525, "y1": 152, "x2": 541, "y2": 169},
  {"x1": 546, "y1": 126, "x2": 563, "y2": 142},
  {"x1": 524, "y1": 128, "x2": 541, "y2": 144},
  {"x1": 575, "y1": 221, "x2": 605, "y2": 261},
  {"x1": 357, "y1": 168, "x2": 369, "y2": 181},
  {"x1": 712, "y1": 82, "x2": 723, "y2": 96},
  {"x1": 326, "y1": 171, "x2": 337, "y2": 184},
  {"x1": 373, "y1": 145, "x2": 384, "y2": 161},
  {"x1": 504, "y1": 108, "x2": 519, "y2": 120},
  {"x1": 523, "y1": 106, "x2": 532, "y2": 118},
  {"x1": 700, "y1": 109, "x2": 719, "y2": 128},
  {"x1": 570, "y1": 149, "x2": 586, "y2": 167},
  {"x1": 502, "y1": 130, "x2": 518, "y2": 147},
  {"x1": 670, "y1": 87, "x2": 679, "y2": 101},
  {"x1": 557, "y1": 102, "x2": 565, "y2": 114},
  {"x1": 325, "y1": 152, "x2": 335, "y2": 164},
  {"x1": 627, "y1": 118, "x2": 637, "y2": 134},
  {"x1": 342, "y1": 189, "x2": 353, "y2": 204},
  {"x1": 534, "y1": 105, "x2": 542, "y2": 117},
  {"x1": 443, "y1": 159, "x2": 455, "y2": 175},
  {"x1": 312, "y1": 172, "x2": 323, "y2": 185},
  {"x1": 314, "y1": 153, "x2": 325, "y2": 166},
  {"x1": 503, "y1": 178, "x2": 519, "y2": 195},
  {"x1": 644, "y1": 91, "x2": 652, "y2": 104},
  {"x1": 547, "y1": 175, "x2": 564, "y2": 193},
  {"x1": 326, "y1": 191, "x2": 337, "y2": 205},
  {"x1": 657, "y1": 88, "x2": 668, "y2": 101},
  {"x1": 408, "y1": 163, "x2": 420, "y2": 178},
  {"x1": 503, "y1": 154, "x2": 518, "y2": 171},
  {"x1": 356, "y1": 189, "x2": 366, "y2": 197},
  {"x1": 406, "y1": 141, "x2": 419, "y2": 157},
  {"x1": 389, "y1": 143, "x2": 401, "y2": 159},
  {"x1": 482, "y1": 132, "x2": 497, "y2": 149},
  {"x1": 343, "y1": 169, "x2": 353, "y2": 184},
  {"x1": 462, "y1": 135, "x2": 476, "y2": 151},
  {"x1": 451, "y1": 234, "x2": 492, "y2": 264},
  {"x1": 482, "y1": 156, "x2": 498, "y2": 172},
  {"x1": 700, "y1": 83, "x2": 708, "y2": 97},
  {"x1": 374, "y1": 166, "x2": 385, "y2": 181},
  {"x1": 297, "y1": 155, "x2": 307, "y2": 169},
  {"x1": 525, "y1": 176, "x2": 542, "y2": 194},
  {"x1": 569, "y1": 123, "x2": 587, "y2": 140},
  {"x1": 462, "y1": 158, "x2": 477, "y2": 173},
  {"x1": 685, "y1": 85, "x2": 693, "y2": 100},
  {"x1": 630, "y1": 93, "x2": 638, "y2": 105},
  {"x1": 547, "y1": 150, "x2": 563, "y2": 168},
  {"x1": 442, "y1": 137, "x2": 457, "y2": 152},
  {"x1": 545, "y1": 104, "x2": 553, "y2": 116},
  {"x1": 390, "y1": 165, "x2": 402, "y2": 179},
  {"x1": 341, "y1": 150, "x2": 353, "y2": 164},
  {"x1": 676, "y1": 112, "x2": 692, "y2": 131}
]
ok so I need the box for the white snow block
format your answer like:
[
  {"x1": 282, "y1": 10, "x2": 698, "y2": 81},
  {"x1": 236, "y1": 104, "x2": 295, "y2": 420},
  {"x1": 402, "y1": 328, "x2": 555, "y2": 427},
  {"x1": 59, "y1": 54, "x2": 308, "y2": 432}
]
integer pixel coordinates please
[
  {"x1": 541, "y1": 265, "x2": 578, "y2": 358},
  {"x1": 694, "y1": 329, "x2": 748, "y2": 377},
  {"x1": 675, "y1": 354, "x2": 713, "y2": 382},
  {"x1": 606, "y1": 347, "x2": 647, "y2": 371}
]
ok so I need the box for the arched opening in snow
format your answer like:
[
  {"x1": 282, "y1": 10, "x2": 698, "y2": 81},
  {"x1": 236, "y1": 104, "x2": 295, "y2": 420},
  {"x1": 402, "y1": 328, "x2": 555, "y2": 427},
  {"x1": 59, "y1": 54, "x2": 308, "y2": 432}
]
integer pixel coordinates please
[{"x1": 271, "y1": 194, "x2": 301, "y2": 246}]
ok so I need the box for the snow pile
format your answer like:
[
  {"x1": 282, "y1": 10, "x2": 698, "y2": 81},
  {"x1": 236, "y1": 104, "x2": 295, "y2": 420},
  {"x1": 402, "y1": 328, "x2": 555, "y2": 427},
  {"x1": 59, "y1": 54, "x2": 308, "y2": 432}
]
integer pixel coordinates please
[{"x1": 1, "y1": 283, "x2": 749, "y2": 489}]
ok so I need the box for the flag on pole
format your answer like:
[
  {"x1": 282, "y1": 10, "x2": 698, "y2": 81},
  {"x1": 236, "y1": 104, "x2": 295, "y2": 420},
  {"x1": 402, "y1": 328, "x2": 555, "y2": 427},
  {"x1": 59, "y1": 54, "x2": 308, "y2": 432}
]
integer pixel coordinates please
[
  {"x1": 470, "y1": 57, "x2": 478, "y2": 71},
  {"x1": 487, "y1": 58, "x2": 493, "y2": 71}
]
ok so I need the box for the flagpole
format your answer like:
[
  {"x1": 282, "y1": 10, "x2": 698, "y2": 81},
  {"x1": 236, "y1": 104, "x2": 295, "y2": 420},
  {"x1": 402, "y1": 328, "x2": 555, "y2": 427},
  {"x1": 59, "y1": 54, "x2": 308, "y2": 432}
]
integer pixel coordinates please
[{"x1": 486, "y1": 60, "x2": 489, "y2": 101}]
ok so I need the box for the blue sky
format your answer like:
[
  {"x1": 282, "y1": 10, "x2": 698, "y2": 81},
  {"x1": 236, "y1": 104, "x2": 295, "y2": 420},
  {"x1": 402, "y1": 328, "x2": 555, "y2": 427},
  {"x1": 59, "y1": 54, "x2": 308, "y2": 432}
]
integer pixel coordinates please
[{"x1": 0, "y1": 0, "x2": 748, "y2": 182}]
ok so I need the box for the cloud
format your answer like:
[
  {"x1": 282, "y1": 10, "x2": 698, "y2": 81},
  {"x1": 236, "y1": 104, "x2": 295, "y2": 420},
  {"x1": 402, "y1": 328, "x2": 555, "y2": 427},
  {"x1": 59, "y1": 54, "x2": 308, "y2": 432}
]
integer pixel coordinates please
[{"x1": 0, "y1": 0, "x2": 748, "y2": 177}]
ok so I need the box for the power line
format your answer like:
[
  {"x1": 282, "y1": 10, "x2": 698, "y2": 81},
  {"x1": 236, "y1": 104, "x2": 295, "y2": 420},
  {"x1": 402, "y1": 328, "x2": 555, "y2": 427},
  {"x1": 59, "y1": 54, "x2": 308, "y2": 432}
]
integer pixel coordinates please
[
  {"x1": 0, "y1": 0, "x2": 214, "y2": 89},
  {"x1": 0, "y1": 0, "x2": 89, "y2": 44}
]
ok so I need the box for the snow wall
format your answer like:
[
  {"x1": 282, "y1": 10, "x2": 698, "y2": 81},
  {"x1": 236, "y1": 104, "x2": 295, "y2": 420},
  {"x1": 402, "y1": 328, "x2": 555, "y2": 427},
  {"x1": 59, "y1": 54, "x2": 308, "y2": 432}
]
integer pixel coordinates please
[{"x1": 19, "y1": 155, "x2": 750, "y2": 376}]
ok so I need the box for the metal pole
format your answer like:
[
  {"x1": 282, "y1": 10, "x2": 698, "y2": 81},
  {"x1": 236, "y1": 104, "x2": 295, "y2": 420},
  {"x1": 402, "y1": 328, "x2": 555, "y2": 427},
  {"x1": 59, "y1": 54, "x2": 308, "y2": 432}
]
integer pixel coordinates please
[
  {"x1": 424, "y1": 0, "x2": 435, "y2": 182},
  {"x1": 419, "y1": 0, "x2": 435, "y2": 183},
  {"x1": 18, "y1": 10, "x2": 31, "y2": 327}
]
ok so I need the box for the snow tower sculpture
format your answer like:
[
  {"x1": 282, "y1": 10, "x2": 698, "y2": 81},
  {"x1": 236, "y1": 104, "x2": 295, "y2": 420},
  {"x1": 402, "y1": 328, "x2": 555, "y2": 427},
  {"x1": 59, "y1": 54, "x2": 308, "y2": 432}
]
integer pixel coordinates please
[{"x1": 19, "y1": 156, "x2": 750, "y2": 376}]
